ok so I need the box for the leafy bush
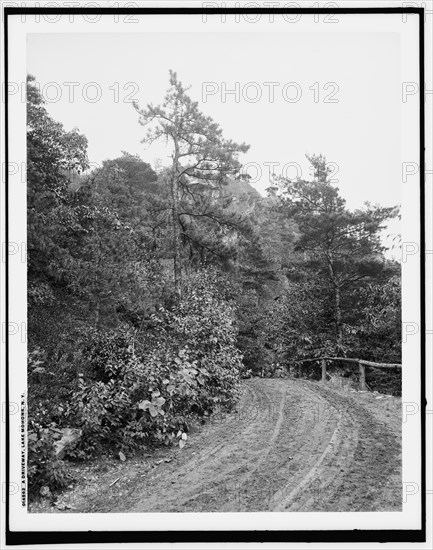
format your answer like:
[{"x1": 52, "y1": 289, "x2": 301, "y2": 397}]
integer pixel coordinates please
[
  {"x1": 348, "y1": 275, "x2": 401, "y2": 364},
  {"x1": 65, "y1": 270, "x2": 242, "y2": 459},
  {"x1": 236, "y1": 290, "x2": 271, "y2": 376},
  {"x1": 28, "y1": 421, "x2": 70, "y2": 497}
]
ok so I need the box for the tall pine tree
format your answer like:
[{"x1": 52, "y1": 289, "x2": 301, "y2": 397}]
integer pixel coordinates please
[{"x1": 134, "y1": 71, "x2": 249, "y2": 296}]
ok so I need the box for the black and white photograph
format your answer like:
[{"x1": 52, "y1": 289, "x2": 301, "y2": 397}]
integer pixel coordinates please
[{"x1": 1, "y1": 2, "x2": 430, "y2": 546}]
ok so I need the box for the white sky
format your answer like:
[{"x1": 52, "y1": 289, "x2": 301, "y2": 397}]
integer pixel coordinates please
[{"x1": 27, "y1": 27, "x2": 402, "y2": 251}]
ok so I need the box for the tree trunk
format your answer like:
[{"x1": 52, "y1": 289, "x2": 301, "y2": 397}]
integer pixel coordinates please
[
  {"x1": 321, "y1": 358, "x2": 327, "y2": 384},
  {"x1": 95, "y1": 298, "x2": 100, "y2": 328},
  {"x1": 359, "y1": 362, "x2": 366, "y2": 390},
  {"x1": 171, "y1": 140, "x2": 182, "y2": 298},
  {"x1": 334, "y1": 283, "x2": 343, "y2": 347},
  {"x1": 327, "y1": 255, "x2": 343, "y2": 348}
]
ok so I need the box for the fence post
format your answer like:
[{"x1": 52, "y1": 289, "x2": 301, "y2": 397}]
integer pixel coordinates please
[
  {"x1": 299, "y1": 364, "x2": 303, "y2": 379},
  {"x1": 321, "y1": 359, "x2": 327, "y2": 384},
  {"x1": 359, "y1": 362, "x2": 366, "y2": 390}
]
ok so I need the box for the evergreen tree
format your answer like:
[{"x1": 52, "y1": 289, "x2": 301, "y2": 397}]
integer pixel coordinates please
[
  {"x1": 277, "y1": 154, "x2": 398, "y2": 350},
  {"x1": 134, "y1": 71, "x2": 249, "y2": 296}
]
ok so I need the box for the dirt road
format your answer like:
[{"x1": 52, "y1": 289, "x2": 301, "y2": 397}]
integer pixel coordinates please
[{"x1": 46, "y1": 378, "x2": 402, "y2": 513}]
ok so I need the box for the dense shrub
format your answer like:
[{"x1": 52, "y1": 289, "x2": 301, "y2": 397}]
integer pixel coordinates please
[
  {"x1": 63, "y1": 270, "x2": 242, "y2": 459},
  {"x1": 28, "y1": 422, "x2": 70, "y2": 497},
  {"x1": 349, "y1": 275, "x2": 401, "y2": 364},
  {"x1": 366, "y1": 367, "x2": 402, "y2": 397}
]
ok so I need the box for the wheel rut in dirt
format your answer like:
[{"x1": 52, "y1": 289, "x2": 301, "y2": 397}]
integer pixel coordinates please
[
  {"x1": 66, "y1": 378, "x2": 401, "y2": 513},
  {"x1": 114, "y1": 378, "x2": 401, "y2": 513}
]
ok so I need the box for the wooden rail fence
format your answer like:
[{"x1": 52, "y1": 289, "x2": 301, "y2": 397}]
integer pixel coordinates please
[{"x1": 294, "y1": 357, "x2": 402, "y2": 391}]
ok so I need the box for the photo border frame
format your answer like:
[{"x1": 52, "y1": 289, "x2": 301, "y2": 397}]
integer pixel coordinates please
[{"x1": 3, "y1": 4, "x2": 426, "y2": 545}]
